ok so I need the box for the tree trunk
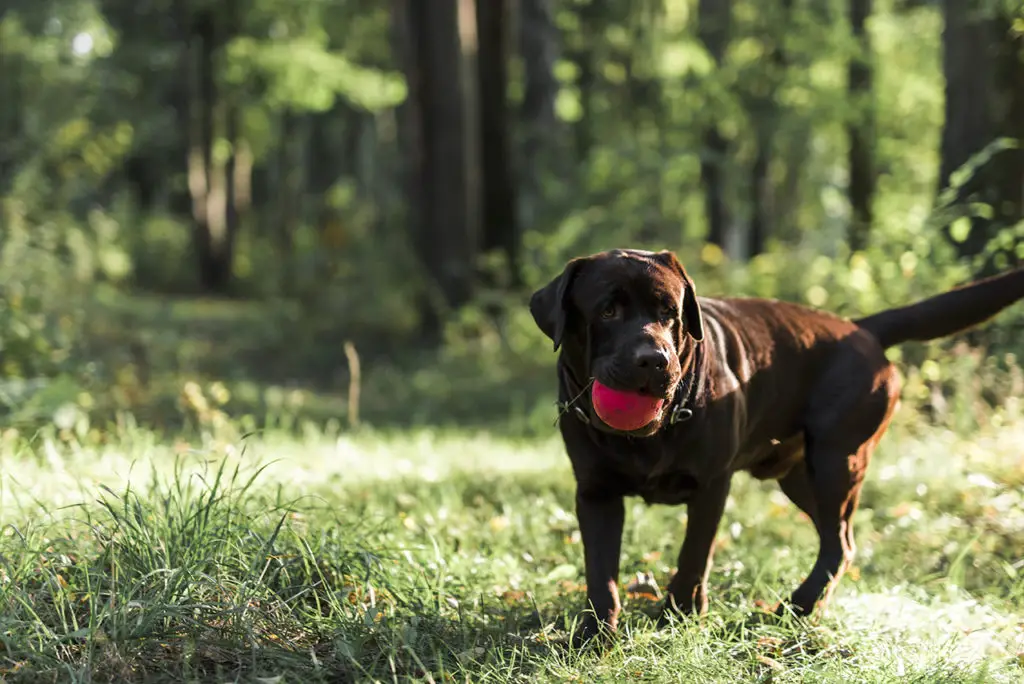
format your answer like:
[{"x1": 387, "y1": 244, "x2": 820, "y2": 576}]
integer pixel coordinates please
[
  {"x1": 749, "y1": 144, "x2": 770, "y2": 257},
  {"x1": 747, "y1": 0, "x2": 793, "y2": 259},
  {"x1": 0, "y1": 50, "x2": 22, "y2": 195},
  {"x1": 569, "y1": 2, "x2": 598, "y2": 161},
  {"x1": 939, "y1": 2, "x2": 1024, "y2": 276},
  {"x1": 181, "y1": 4, "x2": 237, "y2": 293},
  {"x1": 392, "y1": 0, "x2": 431, "y2": 334},
  {"x1": 518, "y1": 0, "x2": 560, "y2": 230},
  {"x1": 847, "y1": 0, "x2": 876, "y2": 253},
  {"x1": 698, "y1": 0, "x2": 733, "y2": 252},
  {"x1": 458, "y1": 0, "x2": 481, "y2": 272},
  {"x1": 276, "y1": 110, "x2": 300, "y2": 291},
  {"x1": 939, "y1": 0, "x2": 1000, "y2": 262},
  {"x1": 476, "y1": 0, "x2": 520, "y2": 288},
  {"x1": 702, "y1": 129, "x2": 731, "y2": 250},
  {"x1": 991, "y1": 11, "x2": 1024, "y2": 242},
  {"x1": 223, "y1": 98, "x2": 245, "y2": 265},
  {"x1": 395, "y1": 0, "x2": 474, "y2": 338},
  {"x1": 392, "y1": 0, "x2": 426, "y2": 255},
  {"x1": 307, "y1": 107, "x2": 338, "y2": 197}
]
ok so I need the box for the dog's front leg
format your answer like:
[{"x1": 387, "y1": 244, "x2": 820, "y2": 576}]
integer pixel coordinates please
[
  {"x1": 574, "y1": 492, "x2": 625, "y2": 644},
  {"x1": 660, "y1": 474, "x2": 732, "y2": 623}
]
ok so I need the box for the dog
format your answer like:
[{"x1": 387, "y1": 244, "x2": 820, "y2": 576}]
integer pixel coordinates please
[{"x1": 529, "y1": 248, "x2": 1024, "y2": 642}]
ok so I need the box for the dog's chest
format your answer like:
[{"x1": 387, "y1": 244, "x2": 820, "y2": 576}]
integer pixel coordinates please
[
  {"x1": 637, "y1": 470, "x2": 702, "y2": 505},
  {"x1": 611, "y1": 441, "x2": 711, "y2": 506}
]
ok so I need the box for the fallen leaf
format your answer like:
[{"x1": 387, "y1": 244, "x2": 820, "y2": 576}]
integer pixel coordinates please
[
  {"x1": 756, "y1": 654, "x2": 783, "y2": 670},
  {"x1": 625, "y1": 571, "x2": 662, "y2": 599}
]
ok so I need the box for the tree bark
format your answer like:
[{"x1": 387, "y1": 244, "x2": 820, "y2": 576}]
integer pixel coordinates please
[
  {"x1": 749, "y1": 143, "x2": 770, "y2": 257},
  {"x1": 569, "y1": 1, "x2": 598, "y2": 161},
  {"x1": 395, "y1": 0, "x2": 474, "y2": 337},
  {"x1": 518, "y1": 0, "x2": 559, "y2": 229},
  {"x1": 847, "y1": 0, "x2": 876, "y2": 253},
  {"x1": 939, "y1": 0, "x2": 1000, "y2": 262},
  {"x1": 276, "y1": 110, "x2": 301, "y2": 291},
  {"x1": 180, "y1": 2, "x2": 238, "y2": 293},
  {"x1": 991, "y1": 11, "x2": 1024, "y2": 237},
  {"x1": 0, "y1": 49, "x2": 22, "y2": 196},
  {"x1": 702, "y1": 128, "x2": 731, "y2": 250},
  {"x1": 698, "y1": 0, "x2": 733, "y2": 252},
  {"x1": 392, "y1": 0, "x2": 425, "y2": 251},
  {"x1": 747, "y1": 0, "x2": 794, "y2": 259},
  {"x1": 476, "y1": 0, "x2": 520, "y2": 287}
]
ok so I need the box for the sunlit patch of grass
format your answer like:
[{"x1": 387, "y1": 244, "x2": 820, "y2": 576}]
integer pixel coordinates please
[{"x1": 0, "y1": 420, "x2": 1021, "y2": 682}]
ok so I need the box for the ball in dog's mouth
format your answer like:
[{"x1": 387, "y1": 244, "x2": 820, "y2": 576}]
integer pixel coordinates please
[{"x1": 591, "y1": 380, "x2": 665, "y2": 431}]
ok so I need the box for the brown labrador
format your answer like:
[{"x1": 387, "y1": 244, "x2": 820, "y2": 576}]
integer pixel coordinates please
[{"x1": 529, "y1": 248, "x2": 1024, "y2": 642}]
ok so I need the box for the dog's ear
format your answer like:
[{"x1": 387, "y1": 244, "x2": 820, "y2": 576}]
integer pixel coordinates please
[
  {"x1": 529, "y1": 258, "x2": 584, "y2": 352},
  {"x1": 655, "y1": 250, "x2": 705, "y2": 342}
]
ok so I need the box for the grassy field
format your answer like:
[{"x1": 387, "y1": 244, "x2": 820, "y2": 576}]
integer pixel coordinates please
[{"x1": 1, "y1": 413, "x2": 1023, "y2": 683}]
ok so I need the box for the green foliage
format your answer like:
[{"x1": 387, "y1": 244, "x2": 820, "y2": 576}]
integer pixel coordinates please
[
  {"x1": 0, "y1": 215, "x2": 81, "y2": 381},
  {"x1": 226, "y1": 36, "x2": 406, "y2": 113},
  {"x1": 0, "y1": 0, "x2": 1021, "y2": 441},
  {"x1": 0, "y1": 0, "x2": 1023, "y2": 678}
]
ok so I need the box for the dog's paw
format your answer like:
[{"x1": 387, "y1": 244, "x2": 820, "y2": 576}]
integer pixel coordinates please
[
  {"x1": 654, "y1": 593, "x2": 704, "y2": 630},
  {"x1": 654, "y1": 604, "x2": 690, "y2": 630},
  {"x1": 569, "y1": 614, "x2": 616, "y2": 650},
  {"x1": 771, "y1": 598, "x2": 813, "y2": 619},
  {"x1": 735, "y1": 598, "x2": 814, "y2": 627},
  {"x1": 654, "y1": 609, "x2": 674, "y2": 630}
]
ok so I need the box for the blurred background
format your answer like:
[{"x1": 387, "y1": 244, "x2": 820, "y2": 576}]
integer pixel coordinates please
[{"x1": 1, "y1": 0, "x2": 1022, "y2": 442}]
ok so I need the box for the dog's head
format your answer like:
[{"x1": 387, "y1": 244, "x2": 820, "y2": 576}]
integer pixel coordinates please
[{"x1": 530, "y1": 249, "x2": 705, "y2": 436}]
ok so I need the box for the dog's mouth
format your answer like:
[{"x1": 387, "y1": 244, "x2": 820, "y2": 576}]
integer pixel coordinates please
[
  {"x1": 587, "y1": 378, "x2": 675, "y2": 436},
  {"x1": 591, "y1": 365, "x2": 678, "y2": 399}
]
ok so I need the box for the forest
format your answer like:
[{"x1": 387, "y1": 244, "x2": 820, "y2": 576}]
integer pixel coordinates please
[
  {"x1": 2, "y1": 0, "x2": 1023, "y2": 430},
  {"x1": 1, "y1": 0, "x2": 1023, "y2": 681}
]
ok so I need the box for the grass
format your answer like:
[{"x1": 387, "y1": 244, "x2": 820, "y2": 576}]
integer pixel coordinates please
[{"x1": 0, "y1": 412, "x2": 1022, "y2": 683}]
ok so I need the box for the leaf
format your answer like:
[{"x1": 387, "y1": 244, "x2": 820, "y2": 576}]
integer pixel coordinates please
[{"x1": 625, "y1": 571, "x2": 662, "y2": 599}]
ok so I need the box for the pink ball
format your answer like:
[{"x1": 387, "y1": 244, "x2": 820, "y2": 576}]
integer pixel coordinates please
[{"x1": 591, "y1": 380, "x2": 664, "y2": 431}]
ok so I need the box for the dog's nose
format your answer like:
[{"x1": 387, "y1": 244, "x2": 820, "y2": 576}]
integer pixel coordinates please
[{"x1": 634, "y1": 347, "x2": 669, "y2": 372}]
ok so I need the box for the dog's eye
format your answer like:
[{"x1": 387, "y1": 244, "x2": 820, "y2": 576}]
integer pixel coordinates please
[
  {"x1": 599, "y1": 304, "x2": 618, "y2": 320},
  {"x1": 660, "y1": 305, "x2": 676, "y2": 319}
]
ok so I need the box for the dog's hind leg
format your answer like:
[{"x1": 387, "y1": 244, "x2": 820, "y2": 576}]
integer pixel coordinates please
[
  {"x1": 778, "y1": 361, "x2": 901, "y2": 617},
  {"x1": 777, "y1": 439, "x2": 869, "y2": 616},
  {"x1": 777, "y1": 462, "x2": 817, "y2": 522}
]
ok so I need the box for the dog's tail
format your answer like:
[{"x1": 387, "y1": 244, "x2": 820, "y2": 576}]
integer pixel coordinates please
[{"x1": 854, "y1": 267, "x2": 1024, "y2": 349}]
